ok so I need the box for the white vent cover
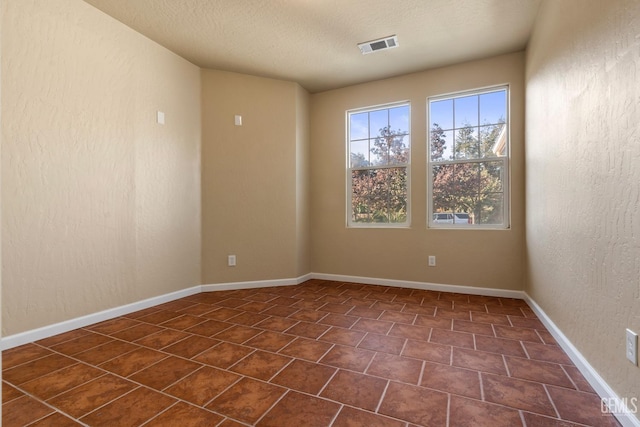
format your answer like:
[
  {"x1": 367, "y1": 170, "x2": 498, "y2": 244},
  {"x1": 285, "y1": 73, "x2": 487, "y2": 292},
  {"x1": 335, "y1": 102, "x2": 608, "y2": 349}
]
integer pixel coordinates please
[{"x1": 358, "y1": 35, "x2": 399, "y2": 54}]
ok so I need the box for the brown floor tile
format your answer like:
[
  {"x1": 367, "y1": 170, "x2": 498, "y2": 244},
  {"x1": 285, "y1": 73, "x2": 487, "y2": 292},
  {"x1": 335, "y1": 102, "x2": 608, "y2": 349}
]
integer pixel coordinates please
[
  {"x1": 99, "y1": 347, "x2": 167, "y2": 377},
  {"x1": 80, "y1": 386, "x2": 176, "y2": 427},
  {"x1": 475, "y1": 335, "x2": 526, "y2": 357},
  {"x1": 494, "y1": 325, "x2": 543, "y2": 343},
  {"x1": 285, "y1": 321, "x2": 331, "y2": 339},
  {"x1": 453, "y1": 319, "x2": 495, "y2": 336},
  {"x1": 202, "y1": 307, "x2": 242, "y2": 321},
  {"x1": 2, "y1": 395, "x2": 54, "y2": 426},
  {"x1": 332, "y1": 406, "x2": 405, "y2": 427},
  {"x1": 228, "y1": 311, "x2": 270, "y2": 326},
  {"x1": 271, "y1": 359, "x2": 336, "y2": 394},
  {"x1": 523, "y1": 341, "x2": 573, "y2": 364},
  {"x1": 366, "y1": 352, "x2": 422, "y2": 384},
  {"x1": 389, "y1": 323, "x2": 431, "y2": 341},
  {"x1": 2, "y1": 343, "x2": 53, "y2": 370},
  {"x1": 29, "y1": 412, "x2": 84, "y2": 427},
  {"x1": 319, "y1": 313, "x2": 359, "y2": 328},
  {"x1": 321, "y1": 369, "x2": 387, "y2": 411},
  {"x1": 482, "y1": 373, "x2": 556, "y2": 416},
  {"x1": 20, "y1": 362, "x2": 103, "y2": 400},
  {"x1": 470, "y1": 311, "x2": 511, "y2": 325},
  {"x1": 134, "y1": 328, "x2": 189, "y2": 349},
  {"x1": 162, "y1": 335, "x2": 219, "y2": 359},
  {"x1": 111, "y1": 323, "x2": 163, "y2": 342},
  {"x1": 159, "y1": 314, "x2": 207, "y2": 330},
  {"x1": 165, "y1": 366, "x2": 240, "y2": 406},
  {"x1": 75, "y1": 340, "x2": 139, "y2": 365},
  {"x1": 402, "y1": 339, "x2": 451, "y2": 364},
  {"x1": 50, "y1": 332, "x2": 113, "y2": 356},
  {"x1": 449, "y1": 395, "x2": 524, "y2": 427},
  {"x1": 245, "y1": 330, "x2": 295, "y2": 352},
  {"x1": 352, "y1": 318, "x2": 394, "y2": 334},
  {"x1": 429, "y1": 328, "x2": 474, "y2": 349},
  {"x1": 486, "y1": 305, "x2": 527, "y2": 316},
  {"x1": 521, "y1": 412, "x2": 591, "y2": 427},
  {"x1": 562, "y1": 365, "x2": 596, "y2": 393},
  {"x1": 257, "y1": 391, "x2": 341, "y2": 427},
  {"x1": 136, "y1": 309, "x2": 184, "y2": 325},
  {"x1": 2, "y1": 280, "x2": 588, "y2": 427},
  {"x1": 358, "y1": 333, "x2": 405, "y2": 355},
  {"x1": 289, "y1": 308, "x2": 329, "y2": 322},
  {"x1": 145, "y1": 401, "x2": 225, "y2": 426},
  {"x1": 279, "y1": 337, "x2": 333, "y2": 362},
  {"x1": 320, "y1": 345, "x2": 375, "y2": 372},
  {"x1": 35, "y1": 329, "x2": 91, "y2": 348},
  {"x1": 230, "y1": 350, "x2": 292, "y2": 381},
  {"x1": 194, "y1": 342, "x2": 254, "y2": 369},
  {"x1": 214, "y1": 324, "x2": 262, "y2": 343},
  {"x1": 48, "y1": 374, "x2": 137, "y2": 418},
  {"x1": 452, "y1": 347, "x2": 507, "y2": 375},
  {"x1": 129, "y1": 356, "x2": 201, "y2": 390},
  {"x1": 207, "y1": 377, "x2": 285, "y2": 424},
  {"x1": 87, "y1": 317, "x2": 141, "y2": 334},
  {"x1": 256, "y1": 316, "x2": 299, "y2": 332},
  {"x1": 421, "y1": 361, "x2": 481, "y2": 399},
  {"x1": 3, "y1": 353, "x2": 76, "y2": 385},
  {"x1": 3, "y1": 381, "x2": 24, "y2": 403},
  {"x1": 403, "y1": 303, "x2": 438, "y2": 316},
  {"x1": 185, "y1": 319, "x2": 232, "y2": 337},
  {"x1": 506, "y1": 356, "x2": 574, "y2": 388},
  {"x1": 414, "y1": 315, "x2": 453, "y2": 330},
  {"x1": 319, "y1": 327, "x2": 366, "y2": 346},
  {"x1": 547, "y1": 385, "x2": 621, "y2": 426},
  {"x1": 378, "y1": 381, "x2": 448, "y2": 426}
]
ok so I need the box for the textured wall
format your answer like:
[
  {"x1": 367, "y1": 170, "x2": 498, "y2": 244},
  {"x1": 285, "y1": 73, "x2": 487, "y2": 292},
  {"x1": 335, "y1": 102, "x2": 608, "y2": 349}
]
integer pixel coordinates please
[
  {"x1": 201, "y1": 70, "x2": 310, "y2": 284},
  {"x1": 1, "y1": 0, "x2": 201, "y2": 335},
  {"x1": 525, "y1": 0, "x2": 640, "y2": 412},
  {"x1": 310, "y1": 53, "x2": 525, "y2": 290}
]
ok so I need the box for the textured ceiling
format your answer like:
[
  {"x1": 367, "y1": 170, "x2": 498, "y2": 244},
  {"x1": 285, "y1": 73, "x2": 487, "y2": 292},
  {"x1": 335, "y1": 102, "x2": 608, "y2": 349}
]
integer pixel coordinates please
[{"x1": 83, "y1": 0, "x2": 541, "y2": 93}]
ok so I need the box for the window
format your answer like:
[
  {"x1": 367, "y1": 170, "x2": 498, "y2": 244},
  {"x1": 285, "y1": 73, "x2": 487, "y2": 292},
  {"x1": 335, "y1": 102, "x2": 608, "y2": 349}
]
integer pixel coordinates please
[
  {"x1": 347, "y1": 102, "x2": 410, "y2": 226},
  {"x1": 428, "y1": 86, "x2": 509, "y2": 228}
]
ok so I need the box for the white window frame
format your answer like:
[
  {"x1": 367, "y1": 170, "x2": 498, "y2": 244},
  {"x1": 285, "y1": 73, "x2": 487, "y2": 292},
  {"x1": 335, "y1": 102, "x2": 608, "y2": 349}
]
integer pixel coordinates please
[
  {"x1": 346, "y1": 101, "x2": 411, "y2": 228},
  {"x1": 427, "y1": 85, "x2": 510, "y2": 229}
]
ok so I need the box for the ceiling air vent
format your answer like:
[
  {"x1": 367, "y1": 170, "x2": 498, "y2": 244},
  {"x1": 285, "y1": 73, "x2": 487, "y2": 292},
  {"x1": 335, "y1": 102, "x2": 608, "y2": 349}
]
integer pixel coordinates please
[{"x1": 358, "y1": 35, "x2": 399, "y2": 55}]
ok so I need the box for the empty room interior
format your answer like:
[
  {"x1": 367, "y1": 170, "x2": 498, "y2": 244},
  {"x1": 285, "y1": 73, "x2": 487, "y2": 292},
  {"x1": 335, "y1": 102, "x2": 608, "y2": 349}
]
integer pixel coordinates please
[{"x1": 1, "y1": 0, "x2": 639, "y2": 426}]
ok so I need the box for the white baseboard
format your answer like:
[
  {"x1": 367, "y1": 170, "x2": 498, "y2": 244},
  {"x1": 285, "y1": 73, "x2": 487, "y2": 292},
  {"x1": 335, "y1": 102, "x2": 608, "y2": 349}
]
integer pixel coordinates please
[
  {"x1": 524, "y1": 293, "x2": 640, "y2": 427},
  {"x1": 311, "y1": 272, "x2": 525, "y2": 299},
  {"x1": 0, "y1": 285, "x2": 202, "y2": 351},
  {"x1": 201, "y1": 273, "x2": 313, "y2": 292}
]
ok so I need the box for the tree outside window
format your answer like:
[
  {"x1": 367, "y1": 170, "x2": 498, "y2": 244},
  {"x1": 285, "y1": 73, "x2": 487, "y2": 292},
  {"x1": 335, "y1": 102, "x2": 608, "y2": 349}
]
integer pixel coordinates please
[{"x1": 348, "y1": 103, "x2": 410, "y2": 226}]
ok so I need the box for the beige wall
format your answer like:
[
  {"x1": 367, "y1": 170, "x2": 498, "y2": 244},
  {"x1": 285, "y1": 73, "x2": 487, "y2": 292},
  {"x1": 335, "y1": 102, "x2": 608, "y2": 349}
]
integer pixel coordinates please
[
  {"x1": 1, "y1": 0, "x2": 201, "y2": 335},
  {"x1": 525, "y1": 0, "x2": 640, "y2": 414},
  {"x1": 310, "y1": 53, "x2": 525, "y2": 290},
  {"x1": 201, "y1": 70, "x2": 310, "y2": 284}
]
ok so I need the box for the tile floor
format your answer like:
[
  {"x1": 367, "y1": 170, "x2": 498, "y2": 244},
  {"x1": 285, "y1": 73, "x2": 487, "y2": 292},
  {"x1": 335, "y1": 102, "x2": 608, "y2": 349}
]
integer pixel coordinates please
[{"x1": 2, "y1": 279, "x2": 622, "y2": 426}]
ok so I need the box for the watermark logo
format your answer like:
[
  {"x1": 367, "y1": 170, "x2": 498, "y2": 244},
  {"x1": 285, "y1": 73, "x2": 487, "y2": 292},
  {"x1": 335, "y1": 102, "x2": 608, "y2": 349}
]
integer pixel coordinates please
[{"x1": 601, "y1": 397, "x2": 638, "y2": 415}]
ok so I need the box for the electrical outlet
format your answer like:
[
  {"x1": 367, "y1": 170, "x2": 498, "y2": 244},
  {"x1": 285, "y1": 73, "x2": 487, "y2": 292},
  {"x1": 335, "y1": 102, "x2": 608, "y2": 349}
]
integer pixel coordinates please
[
  {"x1": 626, "y1": 329, "x2": 638, "y2": 365},
  {"x1": 228, "y1": 255, "x2": 236, "y2": 267},
  {"x1": 428, "y1": 256, "x2": 436, "y2": 267}
]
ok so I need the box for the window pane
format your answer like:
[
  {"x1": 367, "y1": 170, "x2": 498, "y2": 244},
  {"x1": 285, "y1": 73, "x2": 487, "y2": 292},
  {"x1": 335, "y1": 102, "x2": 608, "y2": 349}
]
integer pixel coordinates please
[
  {"x1": 432, "y1": 164, "x2": 455, "y2": 213},
  {"x1": 350, "y1": 140, "x2": 370, "y2": 167},
  {"x1": 480, "y1": 124, "x2": 506, "y2": 158},
  {"x1": 352, "y1": 168, "x2": 407, "y2": 223},
  {"x1": 371, "y1": 132, "x2": 409, "y2": 166},
  {"x1": 480, "y1": 90, "x2": 506, "y2": 125},
  {"x1": 454, "y1": 95, "x2": 478, "y2": 128},
  {"x1": 474, "y1": 194, "x2": 503, "y2": 225},
  {"x1": 454, "y1": 126, "x2": 479, "y2": 160},
  {"x1": 430, "y1": 99, "x2": 453, "y2": 130},
  {"x1": 369, "y1": 109, "x2": 388, "y2": 138},
  {"x1": 480, "y1": 161, "x2": 503, "y2": 192},
  {"x1": 350, "y1": 112, "x2": 369, "y2": 140},
  {"x1": 389, "y1": 105, "x2": 410, "y2": 134}
]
